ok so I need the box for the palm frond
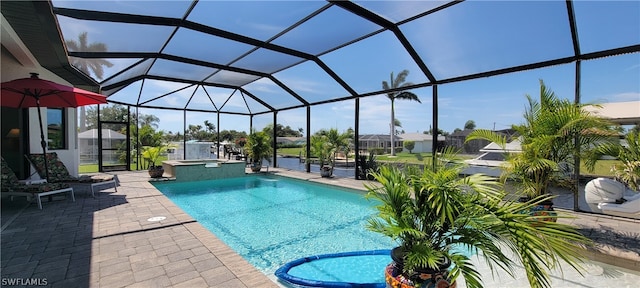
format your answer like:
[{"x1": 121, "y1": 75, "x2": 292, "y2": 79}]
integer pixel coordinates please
[
  {"x1": 394, "y1": 69, "x2": 409, "y2": 86},
  {"x1": 395, "y1": 91, "x2": 421, "y2": 103},
  {"x1": 466, "y1": 129, "x2": 508, "y2": 147}
]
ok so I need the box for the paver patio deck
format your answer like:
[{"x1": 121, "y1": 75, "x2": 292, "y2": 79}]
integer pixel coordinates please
[
  {"x1": 1, "y1": 171, "x2": 278, "y2": 288},
  {"x1": 1, "y1": 168, "x2": 638, "y2": 288}
]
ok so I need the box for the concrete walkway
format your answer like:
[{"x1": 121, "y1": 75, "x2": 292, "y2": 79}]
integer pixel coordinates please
[{"x1": 1, "y1": 168, "x2": 638, "y2": 288}]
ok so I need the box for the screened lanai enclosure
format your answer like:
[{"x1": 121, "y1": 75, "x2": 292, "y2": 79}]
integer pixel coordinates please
[{"x1": 2, "y1": 0, "x2": 639, "y2": 178}]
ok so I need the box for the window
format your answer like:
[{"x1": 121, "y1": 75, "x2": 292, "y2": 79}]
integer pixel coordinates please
[{"x1": 47, "y1": 108, "x2": 66, "y2": 149}]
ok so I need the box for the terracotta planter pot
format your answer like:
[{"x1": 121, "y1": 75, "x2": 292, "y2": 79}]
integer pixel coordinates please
[
  {"x1": 519, "y1": 197, "x2": 557, "y2": 222},
  {"x1": 385, "y1": 263, "x2": 456, "y2": 288},
  {"x1": 386, "y1": 247, "x2": 456, "y2": 288}
]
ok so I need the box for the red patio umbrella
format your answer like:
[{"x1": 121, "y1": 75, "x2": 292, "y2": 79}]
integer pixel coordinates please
[{"x1": 1, "y1": 73, "x2": 107, "y2": 180}]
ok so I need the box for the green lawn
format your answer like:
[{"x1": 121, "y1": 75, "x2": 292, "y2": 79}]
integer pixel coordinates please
[
  {"x1": 376, "y1": 152, "x2": 432, "y2": 163},
  {"x1": 79, "y1": 155, "x2": 168, "y2": 173},
  {"x1": 278, "y1": 148, "x2": 438, "y2": 162},
  {"x1": 79, "y1": 163, "x2": 141, "y2": 173},
  {"x1": 580, "y1": 159, "x2": 617, "y2": 177},
  {"x1": 277, "y1": 147, "x2": 304, "y2": 157}
]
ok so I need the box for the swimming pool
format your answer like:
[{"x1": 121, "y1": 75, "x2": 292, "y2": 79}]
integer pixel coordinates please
[
  {"x1": 152, "y1": 175, "x2": 393, "y2": 275},
  {"x1": 152, "y1": 174, "x2": 640, "y2": 287}
]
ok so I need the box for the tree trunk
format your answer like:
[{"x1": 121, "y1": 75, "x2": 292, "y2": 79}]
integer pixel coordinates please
[
  {"x1": 390, "y1": 99, "x2": 395, "y2": 156},
  {"x1": 79, "y1": 106, "x2": 87, "y2": 132}
]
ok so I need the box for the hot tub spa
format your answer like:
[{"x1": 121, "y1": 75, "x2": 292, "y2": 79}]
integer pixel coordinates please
[{"x1": 162, "y1": 159, "x2": 246, "y2": 182}]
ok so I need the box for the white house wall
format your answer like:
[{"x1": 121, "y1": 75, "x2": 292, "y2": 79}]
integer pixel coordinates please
[
  {"x1": 26, "y1": 105, "x2": 80, "y2": 178},
  {"x1": 401, "y1": 141, "x2": 433, "y2": 153}
]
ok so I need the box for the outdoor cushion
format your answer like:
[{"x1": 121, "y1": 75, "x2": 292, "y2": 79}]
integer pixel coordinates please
[
  {"x1": 1, "y1": 156, "x2": 71, "y2": 192},
  {"x1": 27, "y1": 152, "x2": 115, "y2": 183},
  {"x1": 1, "y1": 156, "x2": 74, "y2": 209},
  {"x1": 26, "y1": 152, "x2": 117, "y2": 198},
  {"x1": 1, "y1": 156, "x2": 21, "y2": 187}
]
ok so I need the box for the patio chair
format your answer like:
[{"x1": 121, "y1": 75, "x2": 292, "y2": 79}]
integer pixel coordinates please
[
  {"x1": 585, "y1": 177, "x2": 640, "y2": 219},
  {"x1": 26, "y1": 152, "x2": 118, "y2": 198},
  {"x1": 1, "y1": 157, "x2": 74, "y2": 209}
]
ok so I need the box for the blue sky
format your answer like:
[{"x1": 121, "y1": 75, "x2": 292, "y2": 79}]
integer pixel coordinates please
[{"x1": 54, "y1": 0, "x2": 640, "y2": 135}]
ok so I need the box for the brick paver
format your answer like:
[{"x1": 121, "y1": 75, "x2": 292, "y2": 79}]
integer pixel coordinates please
[{"x1": 0, "y1": 171, "x2": 278, "y2": 288}]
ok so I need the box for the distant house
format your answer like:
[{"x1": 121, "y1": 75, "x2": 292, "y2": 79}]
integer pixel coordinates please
[
  {"x1": 357, "y1": 133, "x2": 444, "y2": 154},
  {"x1": 276, "y1": 137, "x2": 306, "y2": 146},
  {"x1": 446, "y1": 128, "x2": 516, "y2": 154},
  {"x1": 78, "y1": 129, "x2": 126, "y2": 164},
  {"x1": 398, "y1": 133, "x2": 445, "y2": 153},
  {"x1": 447, "y1": 129, "x2": 484, "y2": 154},
  {"x1": 583, "y1": 101, "x2": 640, "y2": 125},
  {"x1": 358, "y1": 134, "x2": 395, "y2": 153}
]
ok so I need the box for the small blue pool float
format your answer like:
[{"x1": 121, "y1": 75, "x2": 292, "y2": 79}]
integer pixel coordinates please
[{"x1": 275, "y1": 249, "x2": 391, "y2": 288}]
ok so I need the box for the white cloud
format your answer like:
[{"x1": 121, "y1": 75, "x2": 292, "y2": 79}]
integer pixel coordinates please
[
  {"x1": 609, "y1": 92, "x2": 640, "y2": 102},
  {"x1": 280, "y1": 76, "x2": 323, "y2": 94},
  {"x1": 141, "y1": 81, "x2": 194, "y2": 107},
  {"x1": 403, "y1": 10, "x2": 472, "y2": 78},
  {"x1": 625, "y1": 64, "x2": 640, "y2": 71},
  {"x1": 245, "y1": 78, "x2": 280, "y2": 94}
]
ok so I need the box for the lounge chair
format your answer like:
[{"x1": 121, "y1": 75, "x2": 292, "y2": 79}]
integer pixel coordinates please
[
  {"x1": 1, "y1": 157, "x2": 74, "y2": 209},
  {"x1": 584, "y1": 177, "x2": 640, "y2": 219},
  {"x1": 26, "y1": 152, "x2": 118, "y2": 198}
]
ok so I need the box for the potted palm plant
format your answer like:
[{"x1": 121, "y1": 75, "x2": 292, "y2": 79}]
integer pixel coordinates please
[
  {"x1": 309, "y1": 133, "x2": 336, "y2": 177},
  {"x1": 365, "y1": 147, "x2": 591, "y2": 288},
  {"x1": 308, "y1": 128, "x2": 352, "y2": 178},
  {"x1": 142, "y1": 144, "x2": 171, "y2": 178},
  {"x1": 466, "y1": 80, "x2": 615, "y2": 213},
  {"x1": 245, "y1": 130, "x2": 272, "y2": 172}
]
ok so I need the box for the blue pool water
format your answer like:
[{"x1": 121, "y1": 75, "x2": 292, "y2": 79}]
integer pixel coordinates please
[
  {"x1": 152, "y1": 175, "x2": 393, "y2": 275},
  {"x1": 288, "y1": 254, "x2": 390, "y2": 282},
  {"x1": 276, "y1": 250, "x2": 391, "y2": 287}
]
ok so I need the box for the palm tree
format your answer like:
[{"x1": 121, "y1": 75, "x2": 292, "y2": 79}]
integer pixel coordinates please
[
  {"x1": 585, "y1": 130, "x2": 640, "y2": 190},
  {"x1": 393, "y1": 118, "x2": 402, "y2": 135},
  {"x1": 139, "y1": 114, "x2": 160, "y2": 129},
  {"x1": 382, "y1": 70, "x2": 420, "y2": 156},
  {"x1": 467, "y1": 80, "x2": 615, "y2": 209},
  {"x1": 204, "y1": 120, "x2": 216, "y2": 133},
  {"x1": 66, "y1": 32, "x2": 114, "y2": 132},
  {"x1": 66, "y1": 32, "x2": 113, "y2": 80}
]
